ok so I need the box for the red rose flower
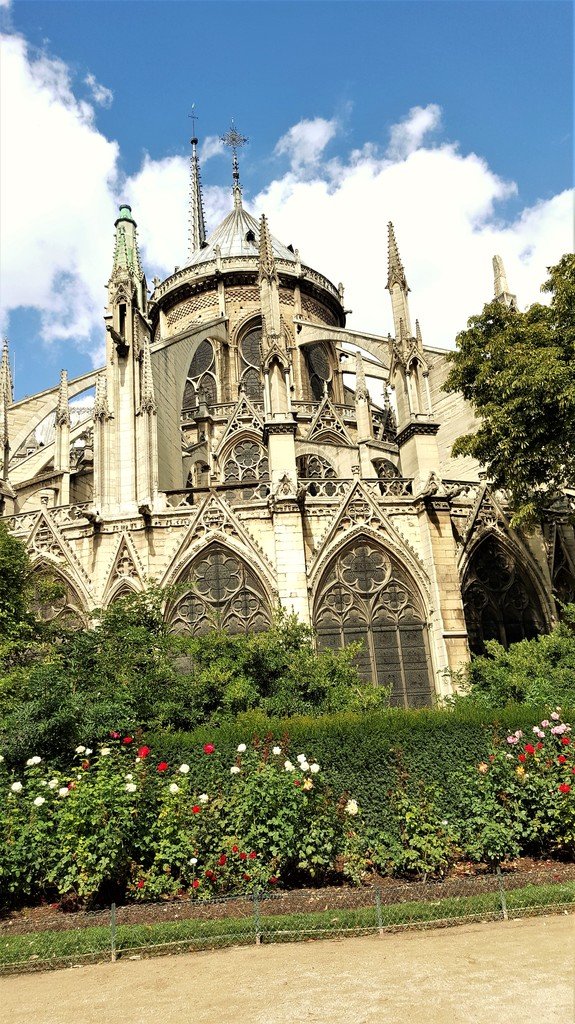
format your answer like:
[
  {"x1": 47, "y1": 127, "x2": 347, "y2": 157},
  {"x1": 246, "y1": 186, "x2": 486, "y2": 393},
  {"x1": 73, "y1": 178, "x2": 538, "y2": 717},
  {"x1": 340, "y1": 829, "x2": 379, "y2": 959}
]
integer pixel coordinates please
[
  {"x1": 559, "y1": 783, "x2": 571, "y2": 794},
  {"x1": 192, "y1": 805, "x2": 201, "y2": 814},
  {"x1": 243, "y1": 873, "x2": 251, "y2": 881},
  {"x1": 203, "y1": 743, "x2": 215, "y2": 755},
  {"x1": 137, "y1": 879, "x2": 145, "y2": 889},
  {"x1": 109, "y1": 731, "x2": 121, "y2": 739},
  {"x1": 239, "y1": 852, "x2": 247, "y2": 861},
  {"x1": 558, "y1": 755, "x2": 567, "y2": 764},
  {"x1": 249, "y1": 851, "x2": 257, "y2": 860},
  {"x1": 137, "y1": 746, "x2": 151, "y2": 759},
  {"x1": 157, "y1": 761, "x2": 169, "y2": 773},
  {"x1": 561, "y1": 737, "x2": 571, "y2": 745},
  {"x1": 269, "y1": 876, "x2": 278, "y2": 885},
  {"x1": 536, "y1": 742, "x2": 543, "y2": 750},
  {"x1": 218, "y1": 855, "x2": 227, "y2": 866},
  {"x1": 122, "y1": 737, "x2": 133, "y2": 745},
  {"x1": 232, "y1": 844, "x2": 239, "y2": 853},
  {"x1": 518, "y1": 754, "x2": 526, "y2": 763},
  {"x1": 205, "y1": 869, "x2": 215, "y2": 880},
  {"x1": 81, "y1": 759, "x2": 90, "y2": 770},
  {"x1": 294, "y1": 779, "x2": 301, "y2": 786},
  {"x1": 192, "y1": 879, "x2": 199, "y2": 889},
  {"x1": 524, "y1": 743, "x2": 535, "y2": 755}
]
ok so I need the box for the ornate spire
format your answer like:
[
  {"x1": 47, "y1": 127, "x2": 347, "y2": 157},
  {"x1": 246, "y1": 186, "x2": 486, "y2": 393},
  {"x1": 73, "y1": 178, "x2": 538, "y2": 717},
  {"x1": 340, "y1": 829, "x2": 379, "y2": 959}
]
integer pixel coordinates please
[
  {"x1": 220, "y1": 122, "x2": 249, "y2": 210},
  {"x1": 140, "y1": 337, "x2": 156, "y2": 414},
  {"x1": 188, "y1": 131, "x2": 206, "y2": 258},
  {"x1": 0, "y1": 339, "x2": 13, "y2": 405},
  {"x1": 258, "y1": 215, "x2": 278, "y2": 285},
  {"x1": 93, "y1": 373, "x2": 111, "y2": 420},
  {"x1": 55, "y1": 369, "x2": 71, "y2": 427},
  {"x1": 386, "y1": 222, "x2": 408, "y2": 292},
  {"x1": 415, "y1": 319, "x2": 423, "y2": 351},
  {"x1": 354, "y1": 350, "x2": 370, "y2": 401},
  {"x1": 112, "y1": 205, "x2": 143, "y2": 278},
  {"x1": 493, "y1": 255, "x2": 517, "y2": 308}
]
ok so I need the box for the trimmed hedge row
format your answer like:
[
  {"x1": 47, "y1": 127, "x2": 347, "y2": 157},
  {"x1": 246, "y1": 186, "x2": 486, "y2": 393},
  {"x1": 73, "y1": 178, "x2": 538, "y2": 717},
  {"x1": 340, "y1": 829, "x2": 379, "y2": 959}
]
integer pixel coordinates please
[{"x1": 145, "y1": 705, "x2": 551, "y2": 832}]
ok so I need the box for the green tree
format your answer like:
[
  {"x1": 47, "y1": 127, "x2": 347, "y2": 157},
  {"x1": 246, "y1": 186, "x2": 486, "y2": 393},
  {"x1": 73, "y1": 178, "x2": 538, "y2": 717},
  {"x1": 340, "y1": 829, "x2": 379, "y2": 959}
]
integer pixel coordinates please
[{"x1": 444, "y1": 254, "x2": 575, "y2": 525}]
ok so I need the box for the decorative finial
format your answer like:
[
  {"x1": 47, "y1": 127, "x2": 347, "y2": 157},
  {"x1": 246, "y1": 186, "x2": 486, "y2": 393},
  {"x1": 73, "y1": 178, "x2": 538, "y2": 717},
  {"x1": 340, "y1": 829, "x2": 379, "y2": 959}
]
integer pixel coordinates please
[
  {"x1": 493, "y1": 255, "x2": 517, "y2": 308},
  {"x1": 354, "y1": 350, "x2": 370, "y2": 402},
  {"x1": 55, "y1": 370, "x2": 71, "y2": 427},
  {"x1": 415, "y1": 319, "x2": 423, "y2": 350},
  {"x1": 220, "y1": 121, "x2": 249, "y2": 209},
  {"x1": 0, "y1": 339, "x2": 13, "y2": 405},
  {"x1": 258, "y1": 215, "x2": 277, "y2": 285},
  {"x1": 188, "y1": 103, "x2": 199, "y2": 142},
  {"x1": 387, "y1": 222, "x2": 408, "y2": 292},
  {"x1": 140, "y1": 338, "x2": 156, "y2": 414}
]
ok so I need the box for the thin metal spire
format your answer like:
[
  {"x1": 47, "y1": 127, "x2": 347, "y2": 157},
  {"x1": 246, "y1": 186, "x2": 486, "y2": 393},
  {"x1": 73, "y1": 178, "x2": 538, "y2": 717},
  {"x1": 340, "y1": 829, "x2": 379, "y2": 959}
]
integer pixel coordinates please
[
  {"x1": 188, "y1": 105, "x2": 206, "y2": 258},
  {"x1": 220, "y1": 121, "x2": 249, "y2": 210}
]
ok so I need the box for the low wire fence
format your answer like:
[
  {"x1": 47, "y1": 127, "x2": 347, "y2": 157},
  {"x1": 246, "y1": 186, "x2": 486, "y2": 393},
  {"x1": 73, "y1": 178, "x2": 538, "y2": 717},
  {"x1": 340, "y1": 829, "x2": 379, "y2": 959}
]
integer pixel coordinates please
[{"x1": 1, "y1": 870, "x2": 573, "y2": 974}]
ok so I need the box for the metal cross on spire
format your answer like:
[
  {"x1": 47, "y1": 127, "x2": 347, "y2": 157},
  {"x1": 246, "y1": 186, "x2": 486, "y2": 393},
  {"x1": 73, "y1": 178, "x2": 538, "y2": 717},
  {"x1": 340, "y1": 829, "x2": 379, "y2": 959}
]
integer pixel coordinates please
[
  {"x1": 188, "y1": 103, "x2": 199, "y2": 142},
  {"x1": 220, "y1": 121, "x2": 249, "y2": 207}
]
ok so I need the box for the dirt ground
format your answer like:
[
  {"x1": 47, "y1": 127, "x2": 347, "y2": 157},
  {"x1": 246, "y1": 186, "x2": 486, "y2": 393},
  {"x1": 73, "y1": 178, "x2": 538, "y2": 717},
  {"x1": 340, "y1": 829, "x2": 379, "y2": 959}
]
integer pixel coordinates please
[{"x1": 1, "y1": 915, "x2": 573, "y2": 1024}]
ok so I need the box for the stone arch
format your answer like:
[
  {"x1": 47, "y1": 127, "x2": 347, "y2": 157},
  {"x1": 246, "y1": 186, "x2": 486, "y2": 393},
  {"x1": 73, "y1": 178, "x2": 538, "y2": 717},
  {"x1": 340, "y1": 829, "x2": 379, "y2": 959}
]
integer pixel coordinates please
[
  {"x1": 103, "y1": 577, "x2": 142, "y2": 608},
  {"x1": 165, "y1": 540, "x2": 273, "y2": 636},
  {"x1": 462, "y1": 532, "x2": 549, "y2": 655},
  {"x1": 29, "y1": 561, "x2": 88, "y2": 628},
  {"x1": 312, "y1": 534, "x2": 434, "y2": 707}
]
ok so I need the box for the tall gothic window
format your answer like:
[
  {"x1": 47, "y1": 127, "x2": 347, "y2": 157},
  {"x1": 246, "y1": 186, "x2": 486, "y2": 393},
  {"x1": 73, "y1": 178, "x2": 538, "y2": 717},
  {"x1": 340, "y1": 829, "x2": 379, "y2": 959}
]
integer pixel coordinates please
[
  {"x1": 168, "y1": 544, "x2": 272, "y2": 635},
  {"x1": 183, "y1": 339, "x2": 217, "y2": 411},
  {"x1": 463, "y1": 535, "x2": 545, "y2": 655},
  {"x1": 239, "y1": 325, "x2": 263, "y2": 401},
  {"x1": 314, "y1": 539, "x2": 433, "y2": 707},
  {"x1": 305, "y1": 343, "x2": 332, "y2": 401}
]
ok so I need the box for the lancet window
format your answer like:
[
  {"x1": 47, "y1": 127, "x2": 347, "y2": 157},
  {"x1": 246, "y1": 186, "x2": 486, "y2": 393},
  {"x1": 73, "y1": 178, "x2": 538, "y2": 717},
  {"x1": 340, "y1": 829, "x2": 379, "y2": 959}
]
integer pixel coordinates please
[
  {"x1": 168, "y1": 544, "x2": 272, "y2": 635},
  {"x1": 462, "y1": 535, "x2": 545, "y2": 655},
  {"x1": 239, "y1": 325, "x2": 264, "y2": 401},
  {"x1": 29, "y1": 570, "x2": 85, "y2": 629},
  {"x1": 305, "y1": 343, "x2": 332, "y2": 401},
  {"x1": 314, "y1": 538, "x2": 433, "y2": 707},
  {"x1": 296, "y1": 454, "x2": 336, "y2": 479},
  {"x1": 183, "y1": 340, "x2": 217, "y2": 412}
]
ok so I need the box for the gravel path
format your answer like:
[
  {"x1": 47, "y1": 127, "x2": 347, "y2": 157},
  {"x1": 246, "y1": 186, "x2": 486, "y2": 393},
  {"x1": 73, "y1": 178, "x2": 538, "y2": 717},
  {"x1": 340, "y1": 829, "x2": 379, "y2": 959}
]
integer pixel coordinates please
[{"x1": 1, "y1": 915, "x2": 573, "y2": 1023}]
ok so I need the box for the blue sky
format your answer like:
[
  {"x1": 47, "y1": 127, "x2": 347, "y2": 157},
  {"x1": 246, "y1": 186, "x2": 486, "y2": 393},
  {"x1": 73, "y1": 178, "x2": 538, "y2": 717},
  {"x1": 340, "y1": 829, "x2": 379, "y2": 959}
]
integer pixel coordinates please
[{"x1": 0, "y1": 1, "x2": 572, "y2": 399}]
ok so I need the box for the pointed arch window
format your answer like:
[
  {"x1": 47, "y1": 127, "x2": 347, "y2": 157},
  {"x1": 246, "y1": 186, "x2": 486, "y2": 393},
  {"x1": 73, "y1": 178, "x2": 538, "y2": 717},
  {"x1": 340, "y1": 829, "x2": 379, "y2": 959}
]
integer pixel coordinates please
[
  {"x1": 239, "y1": 325, "x2": 263, "y2": 401},
  {"x1": 183, "y1": 339, "x2": 217, "y2": 412},
  {"x1": 29, "y1": 569, "x2": 85, "y2": 630},
  {"x1": 314, "y1": 538, "x2": 433, "y2": 707},
  {"x1": 463, "y1": 535, "x2": 546, "y2": 655},
  {"x1": 168, "y1": 544, "x2": 272, "y2": 636},
  {"x1": 305, "y1": 343, "x2": 332, "y2": 401}
]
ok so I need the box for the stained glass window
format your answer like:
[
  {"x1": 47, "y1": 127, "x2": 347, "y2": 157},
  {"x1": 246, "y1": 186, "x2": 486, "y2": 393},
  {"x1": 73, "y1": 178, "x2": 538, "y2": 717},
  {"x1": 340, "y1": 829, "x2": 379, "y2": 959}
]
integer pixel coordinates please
[{"x1": 168, "y1": 544, "x2": 272, "y2": 636}]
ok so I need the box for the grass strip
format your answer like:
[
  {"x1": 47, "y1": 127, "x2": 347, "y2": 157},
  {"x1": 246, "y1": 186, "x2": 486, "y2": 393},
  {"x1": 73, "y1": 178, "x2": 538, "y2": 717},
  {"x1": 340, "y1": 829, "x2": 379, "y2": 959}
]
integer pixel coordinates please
[{"x1": 1, "y1": 881, "x2": 573, "y2": 972}]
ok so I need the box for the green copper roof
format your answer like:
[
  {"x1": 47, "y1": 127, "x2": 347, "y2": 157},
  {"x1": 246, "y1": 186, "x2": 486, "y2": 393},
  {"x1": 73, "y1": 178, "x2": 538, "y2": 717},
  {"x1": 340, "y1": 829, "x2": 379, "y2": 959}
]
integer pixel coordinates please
[{"x1": 115, "y1": 204, "x2": 137, "y2": 227}]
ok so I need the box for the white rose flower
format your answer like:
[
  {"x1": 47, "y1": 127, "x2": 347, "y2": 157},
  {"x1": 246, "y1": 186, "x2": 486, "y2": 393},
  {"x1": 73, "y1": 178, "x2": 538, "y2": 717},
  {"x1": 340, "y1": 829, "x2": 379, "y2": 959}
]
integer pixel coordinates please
[
  {"x1": 11, "y1": 781, "x2": 23, "y2": 793},
  {"x1": 310, "y1": 763, "x2": 320, "y2": 774},
  {"x1": 0, "y1": 755, "x2": 4, "y2": 763},
  {"x1": 125, "y1": 783, "x2": 137, "y2": 793},
  {"x1": 179, "y1": 764, "x2": 190, "y2": 774},
  {"x1": 189, "y1": 857, "x2": 198, "y2": 866},
  {"x1": 75, "y1": 746, "x2": 86, "y2": 754},
  {"x1": 58, "y1": 787, "x2": 69, "y2": 798},
  {"x1": 26, "y1": 756, "x2": 41, "y2": 766},
  {"x1": 100, "y1": 747, "x2": 111, "y2": 756},
  {"x1": 284, "y1": 760, "x2": 295, "y2": 772},
  {"x1": 198, "y1": 793, "x2": 209, "y2": 804},
  {"x1": 85, "y1": 748, "x2": 93, "y2": 756},
  {"x1": 272, "y1": 746, "x2": 281, "y2": 755},
  {"x1": 230, "y1": 766, "x2": 241, "y2": 775},
  {"x1": 76, "y1": 774, "x2": 82, "y2": 780},
  {"x1": 48, "y1": 779, "x2": 59, "y2": 789},
  {"x1": 345, "y1": 798, "x2": 359, "y2": 816},
  {"x1": 169, "y1": 783, "x2": 180, "y2": 794},
  {"x1": 125, "y1": 774, "x2": 133, "y2": 781},
  {"x1": 237, "y1": 743, "x2": 247, "y2": 753},
  {"x1": 33, "y1": 796, "x2": 45, "y2": 807},
  {"x1": 296, "y1": 754, "x2": 306, "y2": 764},
  {"x1": 300, "y1": 761, "x2": 310, "y2": 772}
]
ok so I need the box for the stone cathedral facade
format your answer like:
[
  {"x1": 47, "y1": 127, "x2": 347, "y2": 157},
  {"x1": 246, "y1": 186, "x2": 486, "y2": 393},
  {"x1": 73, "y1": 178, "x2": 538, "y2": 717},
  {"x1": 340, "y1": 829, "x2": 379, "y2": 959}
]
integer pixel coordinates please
[{"x1": 1, "y1": 133, "x2": 573, "y2": 707}]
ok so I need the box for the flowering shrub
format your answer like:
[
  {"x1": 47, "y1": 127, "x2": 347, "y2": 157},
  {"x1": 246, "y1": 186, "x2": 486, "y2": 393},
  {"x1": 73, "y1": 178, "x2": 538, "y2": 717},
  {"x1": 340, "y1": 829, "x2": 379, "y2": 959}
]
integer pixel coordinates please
[
  {"x1": 461, "y1": 709, "x2": 575, "y2": 865},
  {"x1": 0, "y1": 735, "x2": 357, "y2": 906}
]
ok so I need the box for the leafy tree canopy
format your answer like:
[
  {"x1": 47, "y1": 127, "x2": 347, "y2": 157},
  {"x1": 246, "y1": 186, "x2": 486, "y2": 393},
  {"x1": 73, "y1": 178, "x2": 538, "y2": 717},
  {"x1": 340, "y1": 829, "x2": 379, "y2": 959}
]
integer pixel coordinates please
[{"x1": 444, "y1": 254, "x2": 575, "y2": 525}]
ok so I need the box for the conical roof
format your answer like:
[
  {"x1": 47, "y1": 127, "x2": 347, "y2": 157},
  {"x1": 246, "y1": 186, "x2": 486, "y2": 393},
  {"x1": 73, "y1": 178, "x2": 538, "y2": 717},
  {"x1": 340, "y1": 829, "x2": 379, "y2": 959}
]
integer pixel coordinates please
[{"x1": 185, "y1": 205, "x2": 297, "y2": 268}]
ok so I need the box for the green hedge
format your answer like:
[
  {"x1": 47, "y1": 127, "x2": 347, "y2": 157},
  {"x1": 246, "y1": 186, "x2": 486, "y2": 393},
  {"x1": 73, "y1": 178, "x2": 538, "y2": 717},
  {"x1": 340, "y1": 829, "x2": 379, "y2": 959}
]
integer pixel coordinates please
[{"x1": 144, "y1": 705, "x2": 550, "y2": 832}]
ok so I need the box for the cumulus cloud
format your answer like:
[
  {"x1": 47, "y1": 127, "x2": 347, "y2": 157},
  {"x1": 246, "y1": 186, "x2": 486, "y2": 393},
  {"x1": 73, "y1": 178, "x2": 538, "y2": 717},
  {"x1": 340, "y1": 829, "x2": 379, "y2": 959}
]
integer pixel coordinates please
[
  {"x1": 200, "y1": 134, "x2": 225, "y2": 162},
  {"x1": 1, "y1": 35, "x2": 572, "y2": 374},
  {"x1": 0, "y1": 33, "x2": 119, "y2": 360},
  {"x1": 387, "y1": 103, "x2": 442, "y2": 159},
  {"x1": 84, "y1": 72, "x2": 113, "y2": 108},
  {"x1": 274, "y1": 117, "x2": 338, "y2": 171}
]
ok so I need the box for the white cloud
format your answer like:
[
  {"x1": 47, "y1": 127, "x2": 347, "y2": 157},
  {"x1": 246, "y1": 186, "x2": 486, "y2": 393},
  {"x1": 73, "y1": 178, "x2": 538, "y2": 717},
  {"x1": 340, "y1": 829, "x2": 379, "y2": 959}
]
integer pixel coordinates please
[
  {"x1": 0, "y1": 34, "x2": 119, "y2": 361},
  {"x1": 84, "y1": 72, "x2": 113, "y2": 108},
  {"x1": 275, "y1": 117, "x2": 338, "y2": 171},
  {"x1": 1, "y1": 36, "x2": 572, "y2": 376},
  {"x1": 200, "y1": 134, "x2": 225, "y2": 162},
  {"x1": 387, "y1": 103, "x2": 442, "y2": 159}
]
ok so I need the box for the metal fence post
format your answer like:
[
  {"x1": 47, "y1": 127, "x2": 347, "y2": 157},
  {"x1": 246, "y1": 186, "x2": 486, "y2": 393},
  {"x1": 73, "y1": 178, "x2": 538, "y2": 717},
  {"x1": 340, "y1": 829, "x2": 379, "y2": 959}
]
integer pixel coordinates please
[
  {"x1": 110, "y1": 902, "x2": 117, "y2": 961},
  {"x1": 253, "y1": 890, "x2": 262, "y2": 945},
  {"x1": 374, "y1": 886, "x2": 384, "y2": 936},
  {"x1": 496, "y1": 866, "x2": 508, "y2": 921}
]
